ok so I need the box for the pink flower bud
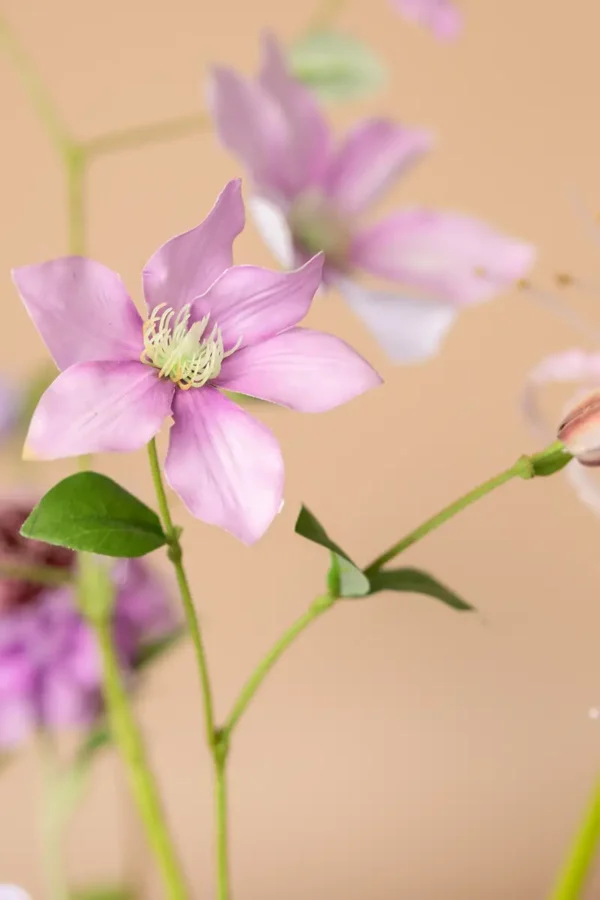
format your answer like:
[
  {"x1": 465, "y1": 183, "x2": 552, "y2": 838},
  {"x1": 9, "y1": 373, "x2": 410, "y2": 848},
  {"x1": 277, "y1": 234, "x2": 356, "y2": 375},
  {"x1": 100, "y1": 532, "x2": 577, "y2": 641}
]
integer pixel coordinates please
[{"x1": 558, "y1": 391, "x2": 600, "y2": 466}]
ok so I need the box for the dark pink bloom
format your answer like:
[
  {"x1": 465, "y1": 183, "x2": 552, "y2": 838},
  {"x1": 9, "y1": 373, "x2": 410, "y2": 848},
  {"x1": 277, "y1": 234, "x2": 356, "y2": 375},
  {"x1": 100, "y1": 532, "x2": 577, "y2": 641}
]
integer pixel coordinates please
[
  {"x1": 391, "y1": 0, "x2": 462, "y2": 40},
  {"x1": 208, "y1": 37, "x2": 534, "y2": 363},
  {"x1": 0, "y1": 500, "x2": 175, "y2": 748},
  {"x1": 12, "y1": 181, "x2": 381, "y2": 544}
]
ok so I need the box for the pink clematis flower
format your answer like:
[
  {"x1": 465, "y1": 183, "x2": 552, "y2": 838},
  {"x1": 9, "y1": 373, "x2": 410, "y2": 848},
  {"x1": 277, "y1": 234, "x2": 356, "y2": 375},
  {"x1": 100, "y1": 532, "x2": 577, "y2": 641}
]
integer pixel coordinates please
[
  {"x1": 391, "y1": 0, "x2": 462, "y2": 40},
  {"x1": 12, "y1": 180, "x2": 380, "y2": 545},
  {"x1": 208, "y1": 36, "x2": 534, "y2": 363},
  {"x1": 524, "y1": 347, "x2": 600, "y2": 515}
]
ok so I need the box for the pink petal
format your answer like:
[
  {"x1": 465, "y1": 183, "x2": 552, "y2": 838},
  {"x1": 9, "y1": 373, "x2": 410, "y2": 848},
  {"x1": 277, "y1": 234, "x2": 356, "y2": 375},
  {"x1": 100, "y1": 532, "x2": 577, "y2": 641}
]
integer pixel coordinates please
[
  {"x1": 523, "y1": 349, "x2": 600, "y2": 439},
  {"x1": 25, "y1": 361, "x2": 174, "y2": 460},
  {"x1": 392, "y1": 0, "x2": 462, "y2": 40},
  {"x1": 216, "y1": 326, "x2": 381, "y2": 410},
  {"x1": 337, "y1": 278, "x2": 458, "y2": 362},
  {"x1": 12, "y1": 258, "x2": 143, "y2": 371},
  {"x1": 258, "y1": 33, "x2": 331, "y2": 191},
  {"x1": 191, "y1": 254, "x2": 324, "y2": 349},
  {"x1": 208, "y1": 66, "x2": 296, "y2": 200},
  {"x1": 142, "y1": 180, "x2": 245, "y2": 316},
  {"x1": 352, "y1": 210, "x2": 535, "y2": 305},
  {"x1": 165, "y1": 387, "x2": 284, "y2": 544},
  {"x1": 323, "y1": 120, "x2": 433, "y2": 217}
]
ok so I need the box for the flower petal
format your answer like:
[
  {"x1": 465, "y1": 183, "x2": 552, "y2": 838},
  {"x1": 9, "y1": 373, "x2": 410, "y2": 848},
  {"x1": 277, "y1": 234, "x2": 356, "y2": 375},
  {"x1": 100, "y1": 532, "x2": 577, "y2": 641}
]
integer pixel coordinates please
[
  {"x1": 208, "y1": 66, "x2": 295, "y2": 199},
  {"x1": 337, "y1": 278, "x2": 458, "y2": 362},
  {"x1": 12, "y1": 258, "x2": 143, "y2": 370},
  {"x1": 258, "y1": 33, "x2": 331, "y2": 190},
  {"x1": 392, "y1": 0, "x2": 463, "y2": 40},
  {"x1": 248, "y1": 195, "x2": 296, "y2": 269},
  {"x1": 217, "y1": 326, "x2": 381, "y2": 410},
  {"x1": 191, "y1": 254, "x2": 323, "y2": 349},
  {"x1": 323, "y1": 119, "x2": 433, "y2": 216},
  {"x1": 142, "y1": 180, "x2": 245, "y2": 316},
  {"x1": 351, "y1": 210, "x2": 535, "y2": 304},
  {"x1": 523, "y1": 349, "x2": 600, "y2": 440},
  {"x1": 165, "y1": 387, "x2": 284, "y2": 544},
  {"x1": 25, "y1": 361, "x2": 174, "y2": 460}
]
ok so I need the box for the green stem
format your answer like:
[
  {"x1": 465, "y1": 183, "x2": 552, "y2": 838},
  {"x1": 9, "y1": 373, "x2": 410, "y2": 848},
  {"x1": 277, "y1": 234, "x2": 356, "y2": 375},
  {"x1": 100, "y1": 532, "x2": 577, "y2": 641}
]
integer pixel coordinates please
[
  {"x1": 0, "y1": 562, "x2": 73, "y2": 586},
  {"x1": 364, "y1": 454, "x2": 539, "y2": 576},
  {"x1": 214, "y1": 748, "x2": 230, "y2": 900},
  {"x1": 306, "y1": 0, "x2": 349, "y2": 30},
  {"x1": 147, "y1": 438, "x2": 217, "y2": 749},
  {"x1": 83, "y1": 114, "x2": 211, "y2": 159},
  {"x1": 38, "y1": 732, "x2": 69, "y2": 900},
  {"x1": 95, "y1": 613, "x2": 188, "y2": 900},
  {"x1": 223, "y1": 594, "x2": 336, "y2": 738},
  {"x1": 0, "y1": 12, "x2": 71, "y2": 156},
  {"x1": 550, "y1": 777, "x2": 600, "y2": 900}
]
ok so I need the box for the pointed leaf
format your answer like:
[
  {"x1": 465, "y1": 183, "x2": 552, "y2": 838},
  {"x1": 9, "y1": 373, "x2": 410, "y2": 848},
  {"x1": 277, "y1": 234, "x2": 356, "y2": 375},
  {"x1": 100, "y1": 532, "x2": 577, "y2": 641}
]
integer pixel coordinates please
[
  {"x1": 295, "y1": 506, "x2": 369, "y2": 597},
  {"x1": 21, "y1": 472, "x2": 166, "y2": 558},
  {"x1": 289, "y1": 30, "x2": 386, "y2": 102},
  {"x1": 368, "y1": 567, "x2": 473, "y2": 611}
]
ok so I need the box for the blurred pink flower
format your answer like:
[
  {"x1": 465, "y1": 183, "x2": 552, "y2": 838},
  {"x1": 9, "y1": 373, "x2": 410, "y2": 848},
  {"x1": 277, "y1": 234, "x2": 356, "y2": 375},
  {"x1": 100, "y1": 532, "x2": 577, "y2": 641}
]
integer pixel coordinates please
[
  {"x1": 391, "y1": 0, "x2": 462, "y2": 40},
  {"x1": 12, "y1": 181, "x2": 380, "y2": 544},
  {"x1": 524, "y1": 348, "x2": 600, "y2": 515},
  {"x1": 0, "y1": 500, "x2": 176, "y2": 748},
  {"x1": 208, "y1": 36, "x2": 534, "y2": 363}
]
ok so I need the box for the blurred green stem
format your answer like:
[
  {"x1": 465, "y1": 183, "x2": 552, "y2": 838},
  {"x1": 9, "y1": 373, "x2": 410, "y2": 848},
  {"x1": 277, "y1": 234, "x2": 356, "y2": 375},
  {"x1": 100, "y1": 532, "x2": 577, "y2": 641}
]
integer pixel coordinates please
[
  {"x1": 0, "y1": 562, "x2": 73, "y2": 586},
  {"x1": 38, "y1": 732, "x2": 69, "y2": 900},
  {"x1": 550, "y1": 777, "x2": 600, "y2": 900}
]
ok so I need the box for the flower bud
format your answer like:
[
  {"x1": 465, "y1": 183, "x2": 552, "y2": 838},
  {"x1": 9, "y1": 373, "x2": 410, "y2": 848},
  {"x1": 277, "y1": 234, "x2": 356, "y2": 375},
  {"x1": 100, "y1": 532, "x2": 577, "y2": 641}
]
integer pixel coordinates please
[{"x1": 558, "y1": 391, "x2": 600, "y2": 466}]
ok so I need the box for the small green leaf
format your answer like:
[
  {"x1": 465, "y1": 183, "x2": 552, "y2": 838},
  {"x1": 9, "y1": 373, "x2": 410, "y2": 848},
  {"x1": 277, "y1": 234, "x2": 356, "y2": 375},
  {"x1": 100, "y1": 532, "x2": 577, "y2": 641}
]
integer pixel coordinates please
[
  {"x1": 21, "y1": 472, "x2": 167, "y2": 558},
  {"x1": 368, "y1": 567, "x2": 474, "y2": 611},
  {"x1": 289, "y1": 30, "x2": 386, "y2": 102},
  {"x1": 295, "y1": 506, "x2": 369, "y2": 597}
]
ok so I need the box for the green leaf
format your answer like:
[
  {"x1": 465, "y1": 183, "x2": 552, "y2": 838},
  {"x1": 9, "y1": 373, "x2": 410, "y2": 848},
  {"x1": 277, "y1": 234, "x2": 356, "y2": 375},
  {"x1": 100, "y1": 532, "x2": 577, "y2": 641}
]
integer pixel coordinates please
[
  {"x1": 21, "y1": 472, "x2": 167, "y2": 558},
  {"x1": 530, "y1": 442, "x2": 573, "y2": 477},
  {"x1": 288, "y1": 30, "x2": 386, "y2": 102},
  {"x1": 367, "y1": 567, "x2": 474, "y2": 611},
  {"x1": 295, "y1": 506, "x2": 370, "y2": 597}
]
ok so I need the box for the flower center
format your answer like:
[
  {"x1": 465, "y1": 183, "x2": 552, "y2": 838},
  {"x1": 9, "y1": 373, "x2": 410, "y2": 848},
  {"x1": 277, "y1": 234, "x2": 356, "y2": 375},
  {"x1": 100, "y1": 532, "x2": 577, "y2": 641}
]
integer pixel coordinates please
[
  {"x1": 288, "y1": 190, "x2": 353, "y2": 271},
  {"x1": 141, "y1": 303, "x2": 241, "y2": 390}
]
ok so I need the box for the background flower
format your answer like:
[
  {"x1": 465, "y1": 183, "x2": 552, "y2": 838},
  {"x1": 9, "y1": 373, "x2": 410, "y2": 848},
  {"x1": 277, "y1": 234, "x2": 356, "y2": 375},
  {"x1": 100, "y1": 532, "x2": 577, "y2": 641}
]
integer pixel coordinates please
[
  {"x1": 391, "y1": 0, "x2": 462, "y2": 40},
  {"x1": 0, "y1": 499, "x2": 177, "y2": 748},
  {"x1": 208, "y1": 35, "x2": 534, "y2": 363}
]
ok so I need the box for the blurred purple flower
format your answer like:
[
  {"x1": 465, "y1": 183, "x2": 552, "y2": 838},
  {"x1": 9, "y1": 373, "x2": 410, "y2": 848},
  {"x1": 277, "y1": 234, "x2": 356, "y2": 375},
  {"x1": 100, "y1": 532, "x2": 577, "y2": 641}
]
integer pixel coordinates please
[
  {"x1": 391, "y1": 0, "x2": 462, "y2": 40},
  {"x1": 0, "y1": 379, "x2": 21, "y2": 445},
  {"x1": 208, "y1": 36, "x2": 534, "y2": 363},
  {"x1": 0, "y1": 500, "x2": 176, "y2": 748},
  {"x1": 11, "y1": 180, "x2": 381, "y2": 544}
]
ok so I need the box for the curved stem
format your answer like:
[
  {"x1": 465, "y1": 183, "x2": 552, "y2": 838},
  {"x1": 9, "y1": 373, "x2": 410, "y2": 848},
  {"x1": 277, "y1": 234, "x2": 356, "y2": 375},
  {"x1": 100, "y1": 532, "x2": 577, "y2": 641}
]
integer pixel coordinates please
[
  {"x1": 223, "y1": 594, "x2": 336, "y2": 738},
  {"x1": 95, "y1": 614, "x2": 188, "y2": 900},
  {"x1": 550, "y1": 776, "x2": 600, "y2": 899},
  {"x1": 0, "y1": 562, "x2": 73, "y2": 586},
  {"x1": 147, "y1": 438, "x2": 217, "y2": 749},
  {"x1": 0, "y1": 12, "x2": 71, "y2": 156},
  {"x1": 83, "y1": 114, "x2": 211, "y2": 160}
]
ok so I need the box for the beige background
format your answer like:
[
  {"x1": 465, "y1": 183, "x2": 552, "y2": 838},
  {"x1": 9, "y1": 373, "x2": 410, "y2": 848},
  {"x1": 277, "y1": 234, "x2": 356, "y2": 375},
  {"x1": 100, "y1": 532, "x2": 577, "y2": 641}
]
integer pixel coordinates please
[{"x1": 1, "y1": 0, "x2": 600, "y2": 897}]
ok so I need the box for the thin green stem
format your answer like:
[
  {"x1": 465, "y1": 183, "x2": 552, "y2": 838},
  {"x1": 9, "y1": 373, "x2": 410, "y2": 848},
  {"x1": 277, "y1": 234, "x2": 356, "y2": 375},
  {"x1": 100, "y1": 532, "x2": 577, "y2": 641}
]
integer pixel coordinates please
[
  {"x1": 38, "y1": 732, "x2": 69, "y2": 900},
  {"x1": 306, "y1": 0, "x2": 349, "y2": 31},
  {"x1": 223, "y1": 594, "x2": 336, "y2": 738},
  {"x1": 550, "y1": 777, "x2": 600, "y2": 900},
  {"x1": 95, "y1": 613, "x2": 188, "y2": 900},
  {"x1": 0, "y1": 13, "x2": 72, "y2": 156},
  {"x1": 83, "y1": 114, "x2": 212, "y2": 160},
  {"x1": 365, "y1": 456, "x2": 537, "y2": 576},
  {"x1": 0, "y1": 562, "x2": 73, "y2": 586},
  {"x1": 214, "y1": 748, "x2": 230, "y2": 900},
  {"x1": 147, "y1": 438, "x2": 216, "y2": 747},
  {"x1": 66, "y1": 145, "x2": 87, "y2": 256}
]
